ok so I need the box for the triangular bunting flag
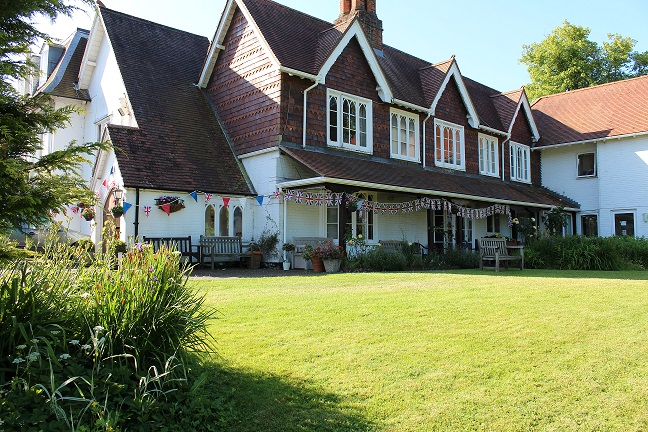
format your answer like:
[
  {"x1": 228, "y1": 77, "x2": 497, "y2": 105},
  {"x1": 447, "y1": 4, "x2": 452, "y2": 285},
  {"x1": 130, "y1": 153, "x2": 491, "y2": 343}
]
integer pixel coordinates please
[
  {"x1": 190, "y1": 191, "x2": 198, "y2": 202},
  {"x1": 122, "y1": 202, "x2": 133, "y2": 215},
  {"x1": 256, "y1": 196, "x2": 264, "y2": 206},
  {"x1": 284, "y1": 190, "x2": 294, "y2": 201},
  {"x1": 205, "y1": 193, "x2": 213, "y2": 203},
  {"x1": 273, "y1": 191, "x2": 282, "y2": 199},
  {"x1": 160, "y1": 203, "x2": 171, "y2": 216},
  {"x1": 144, "y1": 205, "x2": 151, "y2": 217},
  {"x1": 223, "y1": 197, "x2": 230, "y2": 207},
  {"x1": 102, "y1": 179, "x2": 108, "y2": 189}
]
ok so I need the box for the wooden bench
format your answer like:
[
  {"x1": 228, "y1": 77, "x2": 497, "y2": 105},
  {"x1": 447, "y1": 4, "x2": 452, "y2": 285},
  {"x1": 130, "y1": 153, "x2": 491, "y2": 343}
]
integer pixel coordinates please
[
  {"x1": 477, "y1": 237, "x2": 524, "y2": 272},
  {"x1": 142, "y1": 236, "x2": 199, "y2": 264},
  {"x1": 293, "y1": 237, "x2": 333, "y2": 270},
  {"x1": 199, "y1": 235, "x2": 244, "y2": 270}
]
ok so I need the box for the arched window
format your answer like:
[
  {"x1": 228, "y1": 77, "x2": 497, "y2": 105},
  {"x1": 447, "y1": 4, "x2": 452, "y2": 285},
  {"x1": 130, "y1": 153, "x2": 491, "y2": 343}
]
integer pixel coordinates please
[
  {"x1": 219, "y1": 206, "x2": 229, "y2": 236},
  {"x1": 233, "y1": 207, "x2": 243, "y2": 237},
  {"x1": 205, "y1": 205, "x2": 215, "y2": 236}
]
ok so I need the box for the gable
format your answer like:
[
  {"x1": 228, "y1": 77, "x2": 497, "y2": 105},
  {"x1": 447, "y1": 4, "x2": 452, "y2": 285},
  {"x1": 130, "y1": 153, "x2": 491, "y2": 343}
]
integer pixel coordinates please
[
  {"x1": 325, "y1": 37, "x2": 378, "y2": 98},
  {"x1": 430, "y1": 62, "x2": 478, "y2": 128},
  {"x1": 317, "y1": 19, "x2": 392, "y2": 102},
  {"x1": 434, "y1": 75, "x2": 470, "y2": 127}
]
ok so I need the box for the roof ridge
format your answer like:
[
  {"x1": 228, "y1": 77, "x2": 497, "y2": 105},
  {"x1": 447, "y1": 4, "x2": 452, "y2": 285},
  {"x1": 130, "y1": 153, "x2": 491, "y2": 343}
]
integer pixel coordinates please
[
  {"x1": 100, "y1": 6, "x2": 207, "y2": 40},
  {"x1": 245, "y1": 0, "x2": 334, "y2": 27},
  {"x1": 419, "y1": 56, "x2": 453, "y2": 72},
  {"x1": 534, "y1": 75, "x2": 648, "y2": 103},
  {"x1": 492, "y1": 87, "x2": 524, "y2": 98}
]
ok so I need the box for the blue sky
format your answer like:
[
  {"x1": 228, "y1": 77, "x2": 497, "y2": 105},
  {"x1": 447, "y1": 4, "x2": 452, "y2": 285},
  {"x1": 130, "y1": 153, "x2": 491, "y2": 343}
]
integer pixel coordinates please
[{"x1": 38, "y1": 0, "x2": 648, "y2": 92}]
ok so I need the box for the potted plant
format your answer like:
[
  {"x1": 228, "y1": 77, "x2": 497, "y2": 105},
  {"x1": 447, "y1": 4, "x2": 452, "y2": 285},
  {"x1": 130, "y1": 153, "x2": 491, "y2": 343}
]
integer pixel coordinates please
[
  {"x1": 316, "y1": 242, "x2": 345, "y2": 273},
  {"x1": 81, "y1": 207, "x2": 95, "y2": 221},
  {"x1": 282, "y1": 243, "x2": 295, "y2": 271},
  {"x1": 302, "y1": 244, "x2": 324, "y2": 273},
  {"x1": 111, "y1": 204, "x2": 124, "y2": 218},
  {"x1": 247, "y1": 241, "x2": 262, "y2": 269},
  {"x1": 346, "y1": 199, "x2": 358, "y2": 212}
]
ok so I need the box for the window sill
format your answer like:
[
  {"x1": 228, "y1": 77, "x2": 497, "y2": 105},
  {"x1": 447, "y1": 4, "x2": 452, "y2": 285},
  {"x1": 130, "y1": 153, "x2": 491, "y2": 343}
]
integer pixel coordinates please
[
  {"x1": 479, "y1": 171, "x2": 500, "y2": 178},
  {"x1": 327, "y1": 143, "x2": 373, "y2": 155},
  {"x1": 391, "y1": 154, "x2": 421, "y2": 163}
]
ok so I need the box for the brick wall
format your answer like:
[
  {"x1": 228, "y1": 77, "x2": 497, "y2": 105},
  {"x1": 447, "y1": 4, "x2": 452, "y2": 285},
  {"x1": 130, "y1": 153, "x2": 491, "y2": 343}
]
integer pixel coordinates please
[{"x1": 205, "y1": 8, "x2": 282, "y2": 155}]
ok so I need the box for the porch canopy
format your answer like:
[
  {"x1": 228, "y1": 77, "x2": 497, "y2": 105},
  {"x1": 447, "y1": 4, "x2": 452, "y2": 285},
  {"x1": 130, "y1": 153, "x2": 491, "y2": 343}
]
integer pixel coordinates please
[{"x1": 278, "y1": 147, "x2": 578, "y2": 211}]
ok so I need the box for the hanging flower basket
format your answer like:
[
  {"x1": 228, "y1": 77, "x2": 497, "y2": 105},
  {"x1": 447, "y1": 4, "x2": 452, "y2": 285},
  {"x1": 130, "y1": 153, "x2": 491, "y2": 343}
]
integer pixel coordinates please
[
  {"x1": 111, "y1": 205, "x2": 124, "y2": 218},
  {"x1": 82, "y1": 208, "x2": 95, "y2": 221},
  {"x1": 155, "y1": 196, "x2": 185, "y2": 214}
]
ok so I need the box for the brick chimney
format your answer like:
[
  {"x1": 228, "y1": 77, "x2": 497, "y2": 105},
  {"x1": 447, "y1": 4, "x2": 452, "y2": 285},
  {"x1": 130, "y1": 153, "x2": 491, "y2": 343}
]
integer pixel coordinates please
[{"x1": 335, "y1": 0, "x2": 383, "y2": 51}]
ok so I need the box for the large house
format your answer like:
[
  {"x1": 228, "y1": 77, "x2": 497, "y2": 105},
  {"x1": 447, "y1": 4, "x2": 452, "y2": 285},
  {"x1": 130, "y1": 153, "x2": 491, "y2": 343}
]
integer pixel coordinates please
[{"x1": 32, "y1": 0, "x2": 646, "y2": 259}]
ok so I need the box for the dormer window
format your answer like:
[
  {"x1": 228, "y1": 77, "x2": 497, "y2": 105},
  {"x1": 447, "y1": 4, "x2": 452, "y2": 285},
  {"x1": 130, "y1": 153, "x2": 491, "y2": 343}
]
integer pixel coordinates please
[
  {"x1": 478, "y1": 133, "x2": 499, "y2": 177},
  {"x1": 434, "y1": 119, "x2": 465, "y2": 170},
  {"x1": 510, "y1": 142, "x2": 531, "y2": 183},
  {"x1": 327, "y1": 89, "x2": 373, "y2": 154},
  {"x1": 390, "y1": 108, "x2": 419, "y2": 162}
]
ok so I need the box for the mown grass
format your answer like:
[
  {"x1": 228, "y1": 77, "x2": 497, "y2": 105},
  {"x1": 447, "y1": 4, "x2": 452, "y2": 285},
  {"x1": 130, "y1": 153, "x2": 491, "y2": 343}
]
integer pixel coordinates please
[{"x1": 195, "y1": 270, "x2": 648, "y2": 431}]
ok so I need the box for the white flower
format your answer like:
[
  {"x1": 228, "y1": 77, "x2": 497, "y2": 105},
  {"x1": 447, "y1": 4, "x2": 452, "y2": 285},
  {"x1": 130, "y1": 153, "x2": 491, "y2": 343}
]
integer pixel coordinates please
[
  {"x1": 357, "y1": 234, "x2": 363, "y2": 239},
  {"x1": 58, "y1": 353, "x2": 72, "y2": 360},
  {"x1": 51, "y1": 331, "x2": 60, "y2": 335},
  {"x1": 80, "y1": 292, "x2": 92, "y2": 299},
  {"x1": 81, "y1": 344, "x2": 92, "y2": 350},
  {"x1": 531, "y1": 217, "x2": 536, "y2": 222},
  {"x1": 16, "y1": 345, "x2": 27, "y2": 350},
  {"x1": 93, "y1": 326, "x2": 105, "y2": 333},
  {"x1": 12, "y1": 357, "x2": 25, "y2": 364},
  {"x1": 27, "y1": 352, "x2": 40, "y2": 361},
  {"x1": 69, "y1": 340, "x2": 80, "y2": 346},
  {"x1": 30, "y1": 339, "x2": 38, "y2": 344}
]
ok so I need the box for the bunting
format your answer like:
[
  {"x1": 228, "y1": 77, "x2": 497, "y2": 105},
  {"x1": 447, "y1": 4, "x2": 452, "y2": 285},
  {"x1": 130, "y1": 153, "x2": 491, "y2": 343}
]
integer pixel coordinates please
[
  {"x1": 122, "y1": 202, "x2": 133, "y2": 215},
  {"x1": 144, "y1": 206, "x2": 152, "y2": 217},
  {"x1": 205, "y1": 193, "x2": 213, "y2": 203},
  {"x1": 222, "y1": 197, "x2": 230, "y2": 207},
  {"x1": 190, "y1": 191, "x2": 198, "y2": 202},
  {"x1": 256, "y1": 196, "x2": 264, "y2": 206}
]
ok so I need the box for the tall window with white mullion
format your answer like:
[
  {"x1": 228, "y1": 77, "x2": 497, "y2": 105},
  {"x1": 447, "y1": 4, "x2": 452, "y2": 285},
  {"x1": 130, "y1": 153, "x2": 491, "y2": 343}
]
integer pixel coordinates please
[
  {"x1": 510, "y1": 142, "x2": 531, "y2": 183},
  {"x1": 326, "y1": 205, "x2": 339, "y2": 240},
  {"x1": 478, "y1": 134, "x2": 499, "y2": 177},
  {"x1": 344, "y1": 193, "x2": 374, "y2": 240},
  {"x1": 434, "y1": 119, "x2": 464, "y2": 170},
  {"x1": 327, "y1": 89, "x2": 372, "y2": 153},
  {"x1": 390, "y1": 108, "x2": 419, "y2": 161}
]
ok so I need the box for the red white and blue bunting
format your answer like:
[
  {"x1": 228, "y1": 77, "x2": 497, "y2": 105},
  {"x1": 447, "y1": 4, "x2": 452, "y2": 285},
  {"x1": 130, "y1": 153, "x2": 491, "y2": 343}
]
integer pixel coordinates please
[{"x1": 274, "y1": 189, "x2": 513, "y2": 226}]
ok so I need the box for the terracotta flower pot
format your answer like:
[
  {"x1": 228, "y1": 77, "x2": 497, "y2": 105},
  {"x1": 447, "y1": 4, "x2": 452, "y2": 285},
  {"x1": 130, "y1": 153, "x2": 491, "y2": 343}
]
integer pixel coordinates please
[{"x1": 311, "y1": 256, "x2": 325, "y2": 273}]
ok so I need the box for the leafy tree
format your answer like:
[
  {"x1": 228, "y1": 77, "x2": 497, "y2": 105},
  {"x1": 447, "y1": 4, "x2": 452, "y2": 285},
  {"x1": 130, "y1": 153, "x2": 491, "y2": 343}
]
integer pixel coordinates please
[
  {"x1": 521, "y1": 21, "x2": 648, "y2": 100},
  {"x1": 0, "y1": 0, "x2": 105, "y2": 231}
]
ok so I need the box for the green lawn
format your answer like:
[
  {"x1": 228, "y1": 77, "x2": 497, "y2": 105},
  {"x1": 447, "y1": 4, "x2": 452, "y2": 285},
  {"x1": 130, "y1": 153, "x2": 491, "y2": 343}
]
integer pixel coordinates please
[{"x1": 195, "y1": 270, "x2": 648, "y2": 431}]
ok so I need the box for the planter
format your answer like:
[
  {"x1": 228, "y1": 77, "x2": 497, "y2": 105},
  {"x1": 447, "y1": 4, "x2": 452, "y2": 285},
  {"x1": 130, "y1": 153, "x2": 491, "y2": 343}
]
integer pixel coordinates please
[
  {"x1": 155, "y1": 199, "x2": 185, "y2": 214},
  {"x1": 111, "y1": 210, "x2": 124, "y2": 218},
  {"x1": 248, "y1": 251, "x2": 262, "y2": 269},
  {"x1": 323, "y1": 259, "x2": 341, "y2": 273},
  {"x1": 83, "y1": 214, "x2": 94, "y2": 221},
  {"x1": 311, "y1": 256, "x2": 325, "y2": 273},
  {"x1": 283, "y1": 261, "x2": 291, "y2": 271}
]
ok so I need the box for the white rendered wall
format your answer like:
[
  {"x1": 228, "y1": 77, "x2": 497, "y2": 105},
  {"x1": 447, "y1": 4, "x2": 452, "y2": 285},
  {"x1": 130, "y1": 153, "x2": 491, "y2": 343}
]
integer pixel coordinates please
[{"x1": 541, "y1": 137, "x2": 648, "y2": 237}]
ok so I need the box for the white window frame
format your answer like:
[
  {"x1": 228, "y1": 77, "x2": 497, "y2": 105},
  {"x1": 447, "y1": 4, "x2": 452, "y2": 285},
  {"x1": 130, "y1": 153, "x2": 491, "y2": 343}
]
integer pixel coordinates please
[
  {"x1": 510, "y1": 142, "x2": 531, "y2": 183},
  {"x1": 327, "y1": 89, "x2": 373, "y2": 154},
  {"x1": 434, "y1": 119, "x2": 465, "y2": 170},
  {"x1": 390, "y1": 108, "x2": 420, "y2": 162},
  {"x1": 577, "y1": 152, "x2": 596, "y2": 178},
  {"x1": 205, "y1": 204, "x2": 244, "y2": 237},
  {"x1": 478, "y1": 133, "x2": 499, "y2": 177}
]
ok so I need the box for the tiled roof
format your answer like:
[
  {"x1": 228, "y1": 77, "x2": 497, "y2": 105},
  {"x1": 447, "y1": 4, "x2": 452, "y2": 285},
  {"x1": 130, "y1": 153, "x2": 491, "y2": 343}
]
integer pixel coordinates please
[
  {"x1": 241, "y1": 0, "x2": 522, "y2": 126},
  {"x1": 491, "y1": 89, "x2": 523, "y2": 131},
  {"x1": 41, "y1": 30, "x2": 91, "y2": 101},
  {"x1": 532, "y1": 75, "x2": 648, "y2": 146},
  {"x1": 464, "y1": 77, "x2": 505, "y2": 132},
  {"x1": 100, "y1": 7, "x2": 252, "y2": 195},
  {"x1": 281, "y1": 147, "x2": 576, "y2": 209}
]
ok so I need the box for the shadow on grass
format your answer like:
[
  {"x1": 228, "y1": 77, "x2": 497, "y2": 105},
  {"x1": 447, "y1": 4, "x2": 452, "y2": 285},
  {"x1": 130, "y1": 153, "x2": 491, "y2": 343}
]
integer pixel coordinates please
[{"x1": 209, "y1": 363, "x2": 375, "y2": 432}]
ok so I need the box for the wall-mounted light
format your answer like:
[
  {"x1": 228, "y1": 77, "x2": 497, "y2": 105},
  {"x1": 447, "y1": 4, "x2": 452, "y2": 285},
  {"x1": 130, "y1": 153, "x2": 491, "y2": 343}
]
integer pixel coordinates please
[{"x1": 113, "y1": 188, "x2": 123, "y2": 202}]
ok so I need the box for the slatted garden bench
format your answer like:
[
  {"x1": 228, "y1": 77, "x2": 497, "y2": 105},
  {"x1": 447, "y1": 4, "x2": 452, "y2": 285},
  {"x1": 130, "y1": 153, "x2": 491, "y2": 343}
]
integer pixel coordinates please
[
  {"x1": 378, "y1": 240, "x2": 428, "y2": 256},
  {"x1": 199, "y1": 235, "x2": 244, "y2": 270},
  {"x1": 142, "y1": 236, "x2": 200, "y2": 264},
  {"x1": 477, "y1": 237, "x2": 524, "y2": 272}
]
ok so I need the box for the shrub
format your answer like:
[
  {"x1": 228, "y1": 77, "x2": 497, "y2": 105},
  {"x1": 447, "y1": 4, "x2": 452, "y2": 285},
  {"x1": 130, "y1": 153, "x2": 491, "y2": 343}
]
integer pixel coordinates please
[
  {"x1": 524, "y1": 235, "x2": 648, "y2": 270},
  {"x1": 0, "y1": 236, "x2": 219, "y2": 431},
  {"x1": 362, "y1": 248, "x2": 408, "y2": 272}
]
